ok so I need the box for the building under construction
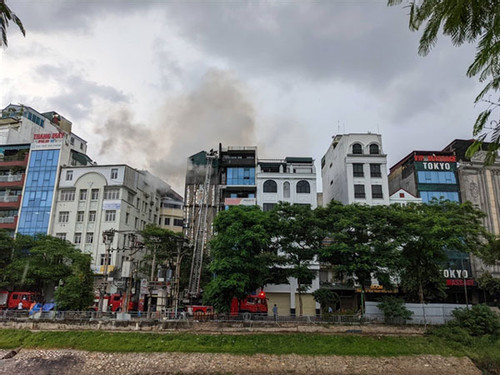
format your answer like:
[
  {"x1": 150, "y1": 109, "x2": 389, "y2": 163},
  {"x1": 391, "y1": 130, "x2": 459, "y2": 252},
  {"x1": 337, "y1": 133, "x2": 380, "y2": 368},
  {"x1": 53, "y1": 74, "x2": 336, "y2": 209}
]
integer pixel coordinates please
[{"x1": 184, "y1": 144, "x2": 257, "y2": 297}]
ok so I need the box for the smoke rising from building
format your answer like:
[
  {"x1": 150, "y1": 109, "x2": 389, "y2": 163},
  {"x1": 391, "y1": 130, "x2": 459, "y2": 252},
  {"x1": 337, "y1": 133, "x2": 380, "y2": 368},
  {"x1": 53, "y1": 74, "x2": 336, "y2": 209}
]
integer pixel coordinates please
[{"x1": 95, "y1": 69, "x2": 257, "y2": 193}]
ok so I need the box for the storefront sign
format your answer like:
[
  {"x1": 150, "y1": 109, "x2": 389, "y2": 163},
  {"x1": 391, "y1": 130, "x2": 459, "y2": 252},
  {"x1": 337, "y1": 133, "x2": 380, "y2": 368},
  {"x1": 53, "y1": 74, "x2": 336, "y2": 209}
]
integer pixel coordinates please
[
  {"x1": 414, "y1": 155, "x2": 456, "y2": 162},
  {"x1": 446, "y1": 279, "x2": 475, "y2": 286},
  {"x1": 32, "y1": 133, "x2": 65, "y2": 150},
  {"x1": 443, "y1": 269, "x2": 468, "y2": 278}
]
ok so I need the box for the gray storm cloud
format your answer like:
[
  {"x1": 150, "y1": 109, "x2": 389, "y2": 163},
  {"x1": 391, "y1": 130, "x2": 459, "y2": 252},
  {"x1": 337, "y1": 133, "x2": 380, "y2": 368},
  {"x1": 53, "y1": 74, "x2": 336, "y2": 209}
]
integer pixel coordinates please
[{"x1": 96, "y1": 69, "x2": 257, "y2": 193}]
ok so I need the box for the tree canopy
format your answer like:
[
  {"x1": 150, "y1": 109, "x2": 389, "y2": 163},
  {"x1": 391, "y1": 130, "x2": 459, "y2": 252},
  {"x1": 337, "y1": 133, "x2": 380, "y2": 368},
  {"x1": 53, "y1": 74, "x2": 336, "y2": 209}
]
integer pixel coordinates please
[{"x1": 0, "y1": 0, "x2": 25, "y2": 47}]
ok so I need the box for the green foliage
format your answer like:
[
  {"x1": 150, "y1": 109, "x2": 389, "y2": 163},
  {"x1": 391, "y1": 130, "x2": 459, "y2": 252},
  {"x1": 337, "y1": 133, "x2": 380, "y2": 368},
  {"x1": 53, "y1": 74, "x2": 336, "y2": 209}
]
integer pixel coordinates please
[
  {"x1": 0, "y1": 230, "x2": 14, "y2": 288},
  {"x1": 388, "y1": 0, "x2": 500, "y2": 163},
  {"x1": 54, "y1": 253, "x2": 94, "y2": 311},
  {"x1": 477, "y1": 272, "x2": 500, "y2": 300},
  {"x1": 312, "y1": 287, "x2": 340, "y2": 313},
  {"x1": 377, "y1": 297, "x2": 413, "y2": 324},
  {"x1": 204, "y1": 206, "x2": 278, "y2": 312},
  {"x1": 269, "y1": 203, "x2": 323, "y2": 315},
  {"x1": 140, "y1": 225, "x2": 185, "y2": 268},
  {"x1": 0, "y1": 0, "x2": 26, "y2": 47},
  {"x1": 451, "y1": 304, "x2": 500, "y2": 337},
  {"x1": 318, "y1": 202, "x2": 401, "y2": 291}
]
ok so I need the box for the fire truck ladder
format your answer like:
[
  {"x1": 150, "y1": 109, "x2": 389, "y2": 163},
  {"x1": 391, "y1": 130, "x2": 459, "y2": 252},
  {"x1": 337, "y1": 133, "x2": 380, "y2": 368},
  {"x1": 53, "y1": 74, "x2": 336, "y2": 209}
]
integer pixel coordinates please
[{"x1": 188, "y1": 150, "x2": 217, "y2": 298}]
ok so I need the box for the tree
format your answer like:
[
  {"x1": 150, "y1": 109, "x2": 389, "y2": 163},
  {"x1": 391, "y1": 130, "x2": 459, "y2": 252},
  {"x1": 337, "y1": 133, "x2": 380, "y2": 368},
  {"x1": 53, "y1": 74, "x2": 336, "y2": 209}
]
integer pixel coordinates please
[
  {"x1": 317, "y1": 202, "x2": 401, "y2": 312},
  {"x1": 269, "y1": 203, "x2": 323, "y2": 316},
  {"x1": 395, "y1": 200, "x2": 491, "y2": 304},
  {"x1": 312, "y1": 287, "x2": 340, "y2": 314},
  {"x1": 5, "y1": 235, "x2": 94, "y2": 307},
  {"x1": 0, "y1": 0, "x2": 26, "y2": 47},
  {"x1": 0, "y1": 230, "x2": 14, "y2": 288},
  {"x1": 203, "y1": 206, "x2": 279, "y2": 313},
  {"x1": 388, "y1": 0, "x2": 500, "y2": 163}
]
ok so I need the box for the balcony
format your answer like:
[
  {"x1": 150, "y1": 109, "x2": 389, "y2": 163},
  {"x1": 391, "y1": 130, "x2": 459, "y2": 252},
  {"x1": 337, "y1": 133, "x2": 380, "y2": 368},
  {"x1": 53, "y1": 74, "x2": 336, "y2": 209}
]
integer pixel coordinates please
[
  {"x1": 0, "y1": 195, "x2": 21, "y2": 208},
  {"x1": 0, "y1": 215, "x2": 17, "y2": 230},
  {"x1": 0, "y1": 173, "x2": 25, "y2": 187},
  {"x1": 0, "y1": 153, "x2": 29, "y2": 168}
]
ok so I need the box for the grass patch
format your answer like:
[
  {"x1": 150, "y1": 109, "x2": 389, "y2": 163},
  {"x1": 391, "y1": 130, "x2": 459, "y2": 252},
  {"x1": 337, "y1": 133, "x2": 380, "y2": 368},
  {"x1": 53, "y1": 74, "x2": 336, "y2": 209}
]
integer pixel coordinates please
[{"x1": 0, "y1": 329, "x2": 491, "y2": 358}]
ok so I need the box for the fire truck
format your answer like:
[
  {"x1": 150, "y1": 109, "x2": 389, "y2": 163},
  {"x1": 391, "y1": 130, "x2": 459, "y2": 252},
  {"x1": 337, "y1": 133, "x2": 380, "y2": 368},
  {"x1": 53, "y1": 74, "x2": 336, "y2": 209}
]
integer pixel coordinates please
[
  {"x1": 0, "y1": 291, "x2": 39, "y2": 310},
  {"x1": 230, "y1": 291, "x2": 268, "y2": 317},
  {"x1": 92, "y1": 294, "x2": 138, "y2": 312}
]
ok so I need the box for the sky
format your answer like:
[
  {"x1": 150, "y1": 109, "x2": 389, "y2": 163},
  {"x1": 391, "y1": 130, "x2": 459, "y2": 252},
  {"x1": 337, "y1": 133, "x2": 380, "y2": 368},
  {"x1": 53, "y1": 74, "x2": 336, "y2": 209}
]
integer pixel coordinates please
[{"x1": 1, "y1": 0, "x2": 486, "y2": 194}]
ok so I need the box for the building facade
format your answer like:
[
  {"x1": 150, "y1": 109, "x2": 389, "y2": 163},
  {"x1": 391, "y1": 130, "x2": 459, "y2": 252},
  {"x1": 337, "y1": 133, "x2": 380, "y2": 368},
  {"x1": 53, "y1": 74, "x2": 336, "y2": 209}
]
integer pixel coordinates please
[
  {"x1": 159, "y1": 190, "x2": 184, "y2": 233},
  {"x1": 321, "y1": 133, "x2": 390, "y2": 206}
]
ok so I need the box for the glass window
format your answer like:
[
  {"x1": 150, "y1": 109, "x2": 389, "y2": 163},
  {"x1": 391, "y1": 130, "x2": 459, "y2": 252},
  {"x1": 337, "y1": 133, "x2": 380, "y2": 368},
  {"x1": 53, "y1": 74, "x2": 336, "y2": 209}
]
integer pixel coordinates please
[
  {"x1": 417, "y1": 171, "x2": 457, "y2": 184},
  {"x1": 70, "y1": 137, "x2": 75, "y2": 145},
  {"x1": 226, "y1": 167, "x2": 255, "y2": 185},
  {"x1": 105, "y1": 210, "x2": 116, "y2": 222},
  {"x1": 125, "y1": 212, "x2": 129, "y2": 224},
  {"x1": 164, "y1": 217, "x2": 171, "y2": 225},
  {"x1": 296, "y1": 180, "x2": 310, "y2": 194},
  {"x1": 60, "y1": 190, "x2": 75, "y2": 201},
  {"x1": 370, "y1": 164, "x2": 381, "y2": 178},
  {"x1": 56, "y1": 233, "x2": 66, "y2": 240},
  {"x1": 58, "y1": 211, "x2": 69, "y2": 223},
  {"x1": 66, "y1": 170, "x2": 73, "y2": 181},
  {"x1": 353, "y1": 163, "x2": 364, "y2": 177},
  {"x1": 79, "y1": 189, "x2": 87, "y2": 200},
  {"x1": 111, "y1": 168, "x2": 118, "y2": 179},
  {"x1": 352, "y1": 143, "x2": 363, "y2": 154},
  {"x1": 86, "y1": 232, "x2": 94, "y2": 244},
  {"x1": 76, "y1": 211, "x2": 84, "y2": 222},
  {"x1": 369, "y1": 144, "x2": 380, "y2": 154},
  {"x1": 263, "y1": 180, "x2": 277, "y2": 193},
  {"x1": 74, "y1": 233, "x2": 82, "y2": 244},
  {"x1": 174, "y1": 218, "x2": 183, "y2": 227},
  {"x1": 91, "y1": 189, "x2": 99, "y2": 200},
  {"x1": 104, "y1": 188, "x2": 120, "y2": 200},
  {"x1": 371, "y1": 185, "x2": 383, "y2": 199},
  {"x1": 88, "y1": 211, "x2": 96, "y2": 222},
  {"x1": 263, "y1": 203, "x2": 276, "y2": 212},
  {"x1": 283, "y1": 182, "x2": 290, "y2": 198},
  {"x1": 354, "y1": 184, "x2": 365, "y2": 198},
  {"x1": 420, "y1": 191, "x2": 459, "y2": 203}
]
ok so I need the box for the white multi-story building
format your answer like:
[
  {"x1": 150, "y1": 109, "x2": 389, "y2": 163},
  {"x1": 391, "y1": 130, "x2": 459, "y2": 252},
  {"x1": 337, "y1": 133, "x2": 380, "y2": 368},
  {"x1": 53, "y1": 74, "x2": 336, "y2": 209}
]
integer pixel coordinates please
[
  {"x1": 256, "y1": 157, "x2": 317, "y2": 211},
  {"x1": 321, "y1": 133, "x2": 390, "y2": 206},
  {"x1": 51, "y1": 164, "x2": 171, "y2": 275},
  {"x1": 257, "y1": 156, "x2": 320, "y2": 316}
]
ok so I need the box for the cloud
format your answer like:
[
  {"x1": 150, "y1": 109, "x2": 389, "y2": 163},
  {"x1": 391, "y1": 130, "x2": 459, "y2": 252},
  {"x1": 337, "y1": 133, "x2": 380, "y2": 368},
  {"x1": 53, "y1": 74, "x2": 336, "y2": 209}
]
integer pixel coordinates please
[
  {"x1": 32, "y1": 64, "x2": 129, "y2": 120},
  {"x1": 95, "y1": 69, "x2": 257, "y2": 192}
]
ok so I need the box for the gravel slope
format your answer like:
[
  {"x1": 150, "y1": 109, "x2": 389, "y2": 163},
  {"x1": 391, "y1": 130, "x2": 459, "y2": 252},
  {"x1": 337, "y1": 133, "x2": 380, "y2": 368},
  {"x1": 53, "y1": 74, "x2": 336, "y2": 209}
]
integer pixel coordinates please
[{"x1": 0, "y1": 349, "x2": 482, "y2": 375}]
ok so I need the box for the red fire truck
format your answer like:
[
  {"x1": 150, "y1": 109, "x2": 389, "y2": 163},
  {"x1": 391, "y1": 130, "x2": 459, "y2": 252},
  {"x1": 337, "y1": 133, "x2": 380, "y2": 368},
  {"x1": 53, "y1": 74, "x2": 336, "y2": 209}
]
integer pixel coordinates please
[
  {"x1": 230, "y1": 291, "x2": 268, "y2": 317},
  {"x1": 0, "y1": 291, "x2": 40, "y2": 310},
  {"x1": 92, "y1": 294, "x2": 137, "y2": 312}
]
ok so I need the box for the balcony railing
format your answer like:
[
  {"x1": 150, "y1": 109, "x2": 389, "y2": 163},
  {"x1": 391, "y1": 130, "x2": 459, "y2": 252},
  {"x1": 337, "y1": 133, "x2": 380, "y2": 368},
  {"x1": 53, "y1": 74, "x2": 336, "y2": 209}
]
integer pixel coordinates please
[
  {"x1": 0, "y1": 216, "x2": 15, "y2": 223},
  {"x1": 0, "y1": 195, "x2": 19, "y2": 202},
  {"x1": 0, "y1": 174, "x2": 23, "y2": 182}
]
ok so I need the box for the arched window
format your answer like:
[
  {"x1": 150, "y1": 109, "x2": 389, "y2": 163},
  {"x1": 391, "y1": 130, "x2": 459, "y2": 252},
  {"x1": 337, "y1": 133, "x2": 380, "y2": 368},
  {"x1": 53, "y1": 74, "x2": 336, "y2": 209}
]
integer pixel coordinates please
[
  {"x1": 296, "y1": 180, "x2": 310, "y2": 194},
  {"x1": 263, "y1": 180, "x2": 277, "y2": 193},
  {"x1": 352, "y1": 143, "x2": 363, "y2": 154},
  {"x1": 283, "y1": 182, "x2": 290, "y2": 198},
  {"x1": 369, "y1": 144, "x2": 380, "y2": 154}
]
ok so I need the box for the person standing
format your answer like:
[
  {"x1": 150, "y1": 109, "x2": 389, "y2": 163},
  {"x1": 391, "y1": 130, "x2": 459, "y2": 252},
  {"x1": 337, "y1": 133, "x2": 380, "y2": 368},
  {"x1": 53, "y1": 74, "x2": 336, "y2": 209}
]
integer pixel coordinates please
[
  {"x1": 17, "y1": 301, "x2": 23, "y2": 310},
  {"x1": 272, "y1": 304, "x2": 278, "y2": 322}
]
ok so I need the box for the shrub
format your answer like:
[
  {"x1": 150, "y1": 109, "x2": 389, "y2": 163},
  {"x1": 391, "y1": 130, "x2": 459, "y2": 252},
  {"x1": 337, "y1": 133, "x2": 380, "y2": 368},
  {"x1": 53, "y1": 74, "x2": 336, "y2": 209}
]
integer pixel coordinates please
[
  {"x1": 377, "y1": 297, "x2": 413, "y2": 324},
  {"x1": 451, "y1": 304, "x2": 500, "y2": 337}
]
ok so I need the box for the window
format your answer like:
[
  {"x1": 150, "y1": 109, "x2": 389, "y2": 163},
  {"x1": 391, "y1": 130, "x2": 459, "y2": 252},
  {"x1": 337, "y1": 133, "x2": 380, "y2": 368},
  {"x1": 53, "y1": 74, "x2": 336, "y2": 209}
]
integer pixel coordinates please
[
  {"x1": 283, "y1": 182, "x2": 290, "y2": 198},
  {"x1": 79, "y1": 189, "x2": 87, "y2": 200},
  {"x1": 60, "y1": 190, "x2": 75, "y2": 201},
  {"x1": 76, "y1": 211, "x2": 84, "y2": 222},
  {"x1": 86, "y1": 232, "x2": 94, "y2": 244},
  {"x1": 100, "y1": 254, "x2": 106, "y2": 266},
  {"x1": 417, "y1": 171, "x2": 457, "y2": 184},
  {"x1": 70, "y1": 137, "x2": 75, "y2": 145},
  {"x1": 66, "y1": 170, "x2": 73, "y2": 181},
  {"x1": 125, "y1": 212, "x2": 129, "y2": 224},
  {"x1": 370, "y1": 164, "x2": 381, "y2": 178},
  {"x1": 420, "y1": 191, "x2": 460, "y2": 203},
  {"x1": 263, "y1": 203, "x2": 277, "y2": 212},
  {"x1": 354, "y1": 184, "x2": 365, "y2": 198},
  {"x1": 353, "y1": 163, "x2": 364, "y2": 177},
  {"x1": 105, "y1": 210, "x2": 116, "y2": 222},
  {"x1": 74, "y1": 233, "x2": 82, "y2": 244},
  {"x1": 111, "y1": 168, "x2": 118, "y2": 179},
  {"x1": 226, "y1": 167, "x2": 255, "y2": 185},
  {"x1": 91, "y1": 189, "x2": 99, "y2": 200},
  {"x1": 88, "y1": 211, "x2": 96, "y2": 222},
  {"x1": 174, "y1": 219, "x2": 183, "y2": 227},
  {"x1": 352, "y1": 143, "x2": 363, "y2": 154},
  {"x1": 263, "y1": 180, "x2": 277, "y2": 193},
  {"x1": 372, "y1": 185, "x2": 383, "y2": 199},
  {"x1": 369, "y1": 144, "x2": 380, "y2": 155},
  {"x1": 135, "y1": 218, "x2": 138, "y2": 229},
  {"x1": 58, "y1": 211, "x2": 69, "y2": 223},
  {"x1": 56, "y1": 233, "x2": 66, "y2": 240},
  {"x1": 164, "y1": 217, "x2": 171, "y2": 225},
  {"x1": 296, "y1": 180, "x2": 310, "y2": 194},
  {"x1": 104, "y1": 188, "x2": 119, "y2": 200}
]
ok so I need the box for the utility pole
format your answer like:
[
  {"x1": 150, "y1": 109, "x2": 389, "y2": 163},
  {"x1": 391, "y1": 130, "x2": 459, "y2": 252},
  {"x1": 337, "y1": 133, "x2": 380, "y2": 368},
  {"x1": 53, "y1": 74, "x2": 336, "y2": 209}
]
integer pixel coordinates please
[
  {"x1": 123, "y1": 233, "x2": 141, "y2": 313},
  {"x1": 147, "y1": 241, "x2": 158, "y2": 319},
  {"x1": 173, "y1": 237, "x2": 189, "y2": 318},
  {"x1": 98, "y1": 229, "x2": 115, "y2": 314}
]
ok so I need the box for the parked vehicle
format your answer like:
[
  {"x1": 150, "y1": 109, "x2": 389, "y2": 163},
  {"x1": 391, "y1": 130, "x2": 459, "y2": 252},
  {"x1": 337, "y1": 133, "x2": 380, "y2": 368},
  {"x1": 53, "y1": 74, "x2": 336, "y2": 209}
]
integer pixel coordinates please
[
  {"x1": 230, "y1": 291, "x2": 268, "y2": 317},
  {"x1": 92, "y1": 294, "x2": 137, "y2": 312},
  {"x1": 0, "y1": 291, "x2": 40, "y2": 310}
]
